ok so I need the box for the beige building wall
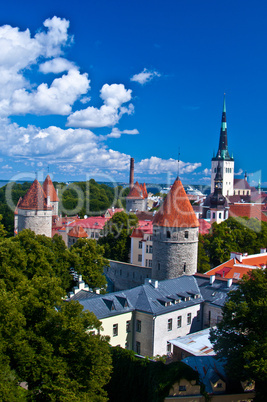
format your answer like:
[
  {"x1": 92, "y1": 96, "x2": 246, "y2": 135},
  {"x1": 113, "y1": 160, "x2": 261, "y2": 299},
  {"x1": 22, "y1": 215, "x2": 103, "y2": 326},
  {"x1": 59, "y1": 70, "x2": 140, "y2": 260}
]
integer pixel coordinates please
[
  {"x1": 203, "y1": 303, "x2": 223, "y2": 328},
  {"x1": 100, "y1": 312, "x2": 133, "y2": 349},
  {"x1": 131, "y1": 234, "x2": 153, "y2": 267}
]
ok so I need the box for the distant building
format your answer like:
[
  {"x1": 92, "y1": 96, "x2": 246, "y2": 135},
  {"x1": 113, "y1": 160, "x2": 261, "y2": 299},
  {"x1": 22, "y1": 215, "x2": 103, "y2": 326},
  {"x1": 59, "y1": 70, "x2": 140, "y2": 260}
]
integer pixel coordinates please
[
  {"x1": 126, "y1": 181, "x2": 148, "y2": 212},
  {"x1": 211, "y1": 95, "x2": 234, "y2": 196},
  {"x1": 130, "y1": 220, "x2": 153, "y2": 267}
]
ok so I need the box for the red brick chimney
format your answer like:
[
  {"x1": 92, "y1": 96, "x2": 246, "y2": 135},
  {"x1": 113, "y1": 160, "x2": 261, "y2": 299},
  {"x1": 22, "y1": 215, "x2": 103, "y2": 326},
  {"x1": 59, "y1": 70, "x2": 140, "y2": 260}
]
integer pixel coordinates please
[{"x1": 129, "y1": 157, "x2": 134, "y2": 189}]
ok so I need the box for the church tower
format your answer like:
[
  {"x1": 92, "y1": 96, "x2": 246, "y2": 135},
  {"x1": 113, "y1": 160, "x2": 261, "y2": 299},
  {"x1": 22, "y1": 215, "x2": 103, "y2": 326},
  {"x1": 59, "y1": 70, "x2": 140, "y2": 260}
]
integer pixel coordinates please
[
  {"x1": 210, "y1": 162, "x2": 228, "y2": 224},
  {"x1": 211, "y1": 95, "x2": 234, "y2": 196},
  {"x1": 152, "y1": 178, "x2": 199, "y2": 280}
]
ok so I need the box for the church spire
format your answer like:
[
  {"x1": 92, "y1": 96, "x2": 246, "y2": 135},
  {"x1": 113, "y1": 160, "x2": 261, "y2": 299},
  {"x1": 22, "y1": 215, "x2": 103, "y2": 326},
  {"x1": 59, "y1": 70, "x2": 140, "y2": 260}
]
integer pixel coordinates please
[{"x1": 214, "y1": 95, "x2": 233, "y2": 161}]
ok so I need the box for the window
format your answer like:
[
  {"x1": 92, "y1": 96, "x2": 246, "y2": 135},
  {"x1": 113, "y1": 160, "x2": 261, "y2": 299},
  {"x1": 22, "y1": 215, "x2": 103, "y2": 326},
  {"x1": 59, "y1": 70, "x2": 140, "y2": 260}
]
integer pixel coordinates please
[
  {"x1": 138, "y1": 241, "x2": 142, "y2": 249},
  {"x1": 91, "y1": 232, "x2": 95, "y2": 238},
  {"x1": 149, "y1": 260, "x2": 152, "y2": 268},
  {"x1": 145, "y1": 259, "x2": 148, "y2": 267},
  {"x1": 136, "y1": 341, "x2": 141, "y2": 355},
  {"x1": 187, "y1": 313, "x2": 192, "y2": 325},
  {"x1": 167, "y1": 231, "x2": 171, "y2": 238},
  {"x1": 126, "y1": 320, "x2": 131, "y2": 332},
  {"x1": 219, "y1": 213, "x2": 222, "y2": 219},
  {"x1": 167, "y1": 342, "x2": 171, "y2": 353},
  {"x1": 179, "y1": 385, "x2": 186, "y2": 392},
  {"x1": 212, "y1": 213, "x2": 215, "y2": 219},
  {"x1": 167, "y1": 318, "x2": 172, "y2": 331},
  {"x1": 95, "y1": 232, "x2": 99, "y2": 239},
  {"x1": 138, "y1": 254, "x2": 142, "y2": 262},
  {"x1": 185, "y1": 231, "x2": 189, "y2": 239},
  {"x1": 183, "y1": 263, "x2": 186, "y2": 273},
  {"x1": 177, "y1": 316, "x2": 182, "y2": 328},
  {"x1": 146, "y1": 245, "x2": 149, "y2": 253},
  {"x1": 149, "y1": 245, "x2": 153, "y2": 253},
  {"x1": 136, "y1": 320, "x2": 141, "y2": 332},
  {"x1": 113, "y1": 324, "x2": 118, "y2": 336},
  {"x1": 216, "y1": 382, "x2": 223, "y2": 389}
]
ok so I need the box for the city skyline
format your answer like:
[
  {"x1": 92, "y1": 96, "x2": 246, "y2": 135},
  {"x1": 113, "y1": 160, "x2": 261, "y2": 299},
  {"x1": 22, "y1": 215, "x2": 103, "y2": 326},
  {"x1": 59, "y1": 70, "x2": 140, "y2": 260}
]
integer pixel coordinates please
[{"x1": 0, "y1": 0, "x2": 266, "y2": 186}]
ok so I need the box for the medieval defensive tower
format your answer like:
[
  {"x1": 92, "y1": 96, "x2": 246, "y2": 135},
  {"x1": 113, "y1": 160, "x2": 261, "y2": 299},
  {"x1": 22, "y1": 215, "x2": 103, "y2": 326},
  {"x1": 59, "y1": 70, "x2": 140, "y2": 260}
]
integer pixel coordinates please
[
  {"x1": 43, "y1": 174, "x2": 59, "y2": 216},
  {"x1": 152, "y1": 178, "x2": 199, "y2": 280},
  {"x1": 17, "y1": 179, "x2": 53, "y2": 237}
]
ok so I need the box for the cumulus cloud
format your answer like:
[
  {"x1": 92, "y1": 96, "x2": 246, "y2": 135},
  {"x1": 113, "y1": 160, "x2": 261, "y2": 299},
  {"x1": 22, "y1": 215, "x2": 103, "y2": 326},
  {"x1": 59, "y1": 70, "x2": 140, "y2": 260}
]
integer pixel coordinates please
[
  {"x1": 1, "y1": 69, "x2": 90, "y2": 116},
  {"x1": 130, "y1": 68, "x2": 161, "y2": 85},
  {"x1": 235, "y1": 168, "x2": 243, "y2": 176},
  {"x1": 0, "y1": 17, "x2": 89, "y2": 117},
  {"x1": 202, "y1": 168, "x2": 211, "y2": 176},
  {"x1": 67, "y1": 83, "x2": 133, "y2": 128},
  {"x1": 39, "y1": 57, "x2": 76, "y2": 73},
  {"x1": 136, "y1": 157, "x2": 201, "y2": 174}
]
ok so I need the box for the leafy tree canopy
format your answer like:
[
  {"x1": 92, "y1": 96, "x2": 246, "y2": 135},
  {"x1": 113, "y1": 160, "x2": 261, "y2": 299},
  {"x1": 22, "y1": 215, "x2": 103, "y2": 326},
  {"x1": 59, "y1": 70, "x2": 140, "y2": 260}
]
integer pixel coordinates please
[
  {"x1": 210, "y1": 269, "x2": 267, "y2": 401},
  {"x1": 99, "y1": 212, "x2": 138, "y2": 262},
  {"x1": 0, "y1": 229, "x2": 112, "y2": 401}
]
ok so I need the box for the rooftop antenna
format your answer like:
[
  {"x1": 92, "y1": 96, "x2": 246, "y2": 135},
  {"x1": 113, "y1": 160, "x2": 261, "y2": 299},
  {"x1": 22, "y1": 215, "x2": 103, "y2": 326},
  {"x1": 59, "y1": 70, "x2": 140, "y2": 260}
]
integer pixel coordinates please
[
  {"x1": 47, "y1": 165, "x2": 50, "y2": 174},
  {"x1": 177, "y1": 147, "x2": 180, "y2": 179}
]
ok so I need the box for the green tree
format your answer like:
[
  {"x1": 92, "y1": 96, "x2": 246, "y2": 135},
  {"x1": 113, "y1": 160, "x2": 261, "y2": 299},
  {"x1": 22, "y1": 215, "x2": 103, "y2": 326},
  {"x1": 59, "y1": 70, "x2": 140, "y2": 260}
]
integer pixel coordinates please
[
  {"x1": 197, "y1": 234, "x2": 211, "y2": 273},
  {"x1": 99, "y1": 212, "x2": 138, "y2": 262},
  {"x1": 210, "y1": 269, "x2": 267, "y2": 401},
  {"x1": 70, "y1": 238, "x2": 108, "y2": 289}
]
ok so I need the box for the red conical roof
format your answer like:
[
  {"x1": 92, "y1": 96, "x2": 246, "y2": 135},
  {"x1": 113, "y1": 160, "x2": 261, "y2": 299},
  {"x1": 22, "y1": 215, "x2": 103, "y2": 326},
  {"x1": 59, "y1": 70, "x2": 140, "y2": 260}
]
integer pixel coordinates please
[
  {"x1": 127, "y1": 181, "x2": 147, "y2": 199},
  {"x1": 153, "y1": 179, "x2": 199, "y2": 228},
  {"x1": 43, "y1": 175, "x2": 59, "y2": 202},
  {"x1": 18, "y1": 179, "x2": 52, "y2": 211}
]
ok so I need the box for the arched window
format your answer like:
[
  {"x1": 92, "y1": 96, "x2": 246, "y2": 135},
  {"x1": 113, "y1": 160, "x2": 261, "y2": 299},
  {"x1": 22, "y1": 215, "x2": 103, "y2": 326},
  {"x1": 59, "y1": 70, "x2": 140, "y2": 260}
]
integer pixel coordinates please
[
  {"x1": 185, "y1": 231, "x2": 189, "y2": 239},
  {"x1": 183, "y1": 263, "x2": 186, "y2": 272}
]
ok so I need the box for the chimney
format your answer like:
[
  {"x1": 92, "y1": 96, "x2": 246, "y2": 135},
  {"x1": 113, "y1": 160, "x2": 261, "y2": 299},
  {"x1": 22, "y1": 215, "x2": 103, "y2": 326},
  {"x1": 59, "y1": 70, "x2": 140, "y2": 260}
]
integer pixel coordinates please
[
  {"x1": 260, "y1": 248, "x2": 266, "y2": 254},
  {"x1": 129, "y1": 157, "x2": 134, "y2": 189},
  {"x1": 210, "y1": 275, "x2": 215, "y2": 284},
  {"x1": 227, "y1": 278, "x2": 232, "y2": 288},
  {"x1": 230, "y1": 252, "x2": 243, "y2": 263}
]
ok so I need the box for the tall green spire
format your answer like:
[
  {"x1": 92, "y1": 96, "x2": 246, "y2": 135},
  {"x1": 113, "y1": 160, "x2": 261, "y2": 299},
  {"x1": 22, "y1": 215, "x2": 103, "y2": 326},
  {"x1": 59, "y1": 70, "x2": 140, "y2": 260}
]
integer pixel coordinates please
[{"x1": 212, "y1": 94, "x2": 233, "y2": 161}]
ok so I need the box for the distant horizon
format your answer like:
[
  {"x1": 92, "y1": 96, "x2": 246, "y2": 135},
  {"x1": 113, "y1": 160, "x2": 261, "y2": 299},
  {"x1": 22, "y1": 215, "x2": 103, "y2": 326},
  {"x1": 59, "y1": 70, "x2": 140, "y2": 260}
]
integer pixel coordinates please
[{"x1": 0, "y1": 1, "x2": 266, "y2": 185}]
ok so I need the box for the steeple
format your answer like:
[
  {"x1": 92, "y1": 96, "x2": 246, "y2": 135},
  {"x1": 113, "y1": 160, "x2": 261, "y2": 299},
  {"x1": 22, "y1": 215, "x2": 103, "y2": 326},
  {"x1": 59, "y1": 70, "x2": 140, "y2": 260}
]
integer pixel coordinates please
[
  {"x1": 210, "y1": 163, "x2": 226, "y2": 207},
  {"x1": 213, "y1": 95, "x2": 233, "y2": 161}
]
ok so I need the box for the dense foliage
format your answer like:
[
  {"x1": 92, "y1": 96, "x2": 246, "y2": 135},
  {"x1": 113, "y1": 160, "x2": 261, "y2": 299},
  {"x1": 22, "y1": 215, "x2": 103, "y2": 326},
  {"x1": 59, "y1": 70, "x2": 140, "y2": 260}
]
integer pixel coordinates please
[
  {"x1": 0, "y1": 229, "x2": 112, "y2": 400},
  {"x1": 198, "y1": 217, "x2": 267, "y2": 272},
  {"x1": 99, "y1": 211, "x2": 138, "y2": 262},
  {"x1": 210, "y1": 269, "x2": 267, "y2": 401},
  {"x1": 106, "y1": 347, "x2": 199, "y2": 402}
]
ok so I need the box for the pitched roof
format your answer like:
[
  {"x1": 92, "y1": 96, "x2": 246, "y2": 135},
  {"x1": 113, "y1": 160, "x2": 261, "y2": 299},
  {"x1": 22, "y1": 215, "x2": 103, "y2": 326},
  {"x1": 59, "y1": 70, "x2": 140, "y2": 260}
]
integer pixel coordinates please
[
  {"x1": 68, "y1": 226, "x2": 88, "y2": 238},
  {"x1": 234, "y1": 178, "x2": 251, "y2": 190},
  {"x1": 67, "y1": 216, "x2": 109, "y2": 230},
  {"x1": 205, "y1": 252, "x2": 267, "y2": 279},
  {"x1": 18, "y1": 179, "x2": 52, "y2": 211},
  {"x1": 229, "y1": 203, "x2": 267, "y2": 222},
  {"x1": 153, "y1": 179, "x2": 199, "y2": 228},
  {"x1": 43, "y1": 175, "x2": 59, "y2": 202}
]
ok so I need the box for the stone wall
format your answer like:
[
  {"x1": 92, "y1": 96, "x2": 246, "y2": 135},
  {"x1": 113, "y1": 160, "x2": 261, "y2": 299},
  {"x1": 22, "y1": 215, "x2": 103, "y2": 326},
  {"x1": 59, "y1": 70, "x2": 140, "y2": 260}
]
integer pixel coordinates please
[
  {"x1": 18, "y1": 208, "x2": 52, "y2": 237},
  {"x1": 105, "y1": 260, "x2": 152, "y2": 291},
  {"x1": 126, "y1": 198, "x2": 146, "y2": 212},
  {"x1": 152, "y1": 226, "x2": 199, "y2": 280}
]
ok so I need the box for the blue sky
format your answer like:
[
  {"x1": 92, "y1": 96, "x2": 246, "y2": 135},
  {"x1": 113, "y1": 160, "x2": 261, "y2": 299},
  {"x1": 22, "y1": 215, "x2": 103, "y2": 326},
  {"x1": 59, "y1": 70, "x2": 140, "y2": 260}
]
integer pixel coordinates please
[{"x1": 0, "y1": 0, "x2": 266, "y2": 187}]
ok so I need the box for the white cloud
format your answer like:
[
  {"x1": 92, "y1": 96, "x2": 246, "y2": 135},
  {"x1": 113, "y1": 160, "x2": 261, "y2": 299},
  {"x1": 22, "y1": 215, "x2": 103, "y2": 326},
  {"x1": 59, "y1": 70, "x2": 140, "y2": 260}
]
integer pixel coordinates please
[
  {"x1": 130, "y1": 68, "x2": 161, "y2": 85},
  {"x1": 67, "y1": 83, "x2": 133, "y2": 128},
  {"x1": 80, "y1": 96, "x2": 91, "y2": 104},
  {"x1": 39, "y1": 57, "x2": 76, "y2": 73},
  {"x1": 235, "y1": 168, "x2": 243, "y2": 176},
  {"x1": 202, "y1": 168, "x2": 211, "y2": 176},
  {"x1": 136, "y1": 157, "x2": 201, "y2": 174},
  {"x1": 104, "y1": 127, "x2": 139, "y2": 139},
  {"x1": 1, "y1": 69, "x2": 90, "y2": 116},
  {"x1": 0, "y1": 17, "x2": 88, "y2": 117}
]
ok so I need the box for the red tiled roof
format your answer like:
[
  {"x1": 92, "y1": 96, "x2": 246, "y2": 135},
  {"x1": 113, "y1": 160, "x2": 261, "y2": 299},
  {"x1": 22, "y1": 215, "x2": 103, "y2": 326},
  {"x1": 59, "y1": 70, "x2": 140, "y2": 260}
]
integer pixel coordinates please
[
  {"x1": 206, "y1": 252, "x2": 267, "y2": 279},
  {"x1": 67, "y1": 216, "x2": 109, "y2": 230},
  {"x1": 131, "y1": 220, "x2": 153, "y2": 238},
  {"x1": 153, "y1": 179, "x2": 199, "y2": 228},
  {"x1": 18, "y1": 179, "x2": 52, "y2": 211},
  {"x1": 43, "y1": 175, "x2": 59, "y2": 202},
  {"x1": 229, "y1": 204, "x2": 267, "y2": 222},
  {"x1": 106, "y1": 208, "x2": 124, "y2": 217},
  {"x1": 68, "y1": 226, "x2": 88, "y2": 238},
  {"x1": 127, "y1": 181, "x2": 147, "y2": 199}
]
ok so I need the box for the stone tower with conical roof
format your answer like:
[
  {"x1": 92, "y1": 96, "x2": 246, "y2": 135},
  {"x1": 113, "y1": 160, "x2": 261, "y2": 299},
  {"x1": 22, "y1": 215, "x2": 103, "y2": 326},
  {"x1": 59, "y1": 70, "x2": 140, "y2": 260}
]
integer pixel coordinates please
[
  {"x1": 151, "y1": 178, "x2": 199, "y2": 280},
  {"x1": 43, "y1": 174, "x2": 59, "y2": 217},
  {"x1": 211, "y1": 95, "x2": 234, "y2": 196},
  {"x1": 17, "y1": 179, "x2": 53, "y2": 237}
]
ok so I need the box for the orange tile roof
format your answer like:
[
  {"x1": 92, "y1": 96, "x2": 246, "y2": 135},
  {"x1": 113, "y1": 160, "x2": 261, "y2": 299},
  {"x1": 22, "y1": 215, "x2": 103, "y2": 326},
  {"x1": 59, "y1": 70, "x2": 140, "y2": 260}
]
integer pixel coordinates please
[
  {"x1": 130, "y1": 220, "x2": 153, "y2": 238},
  {"x1": 206, "y1": 252, "x2": 267, "y2": 279},
  {"x1": 229, "y1": 203, "x2": 267, "y2": 222},
  {"x1": 18, "y1": 179, "x2": 52, "y2": 211},
  {"x1": 43, "y1": 175, "x2": 59, "y2": 202},
  {"x1": 153, "y1": 179, "x2": 199, "y2": 228},
  {"x1": 68, "y1": 226, "x2": 88, "y2": 238},
  {"x1": 68, "y1": 216, "x2": 109, "y2": 230},
  {"x1": 106, "y1": 208, "x2": 124, "y2": 217},
  {"x1": 127, "y1": 181, "x2": 147, "y2": 199}
]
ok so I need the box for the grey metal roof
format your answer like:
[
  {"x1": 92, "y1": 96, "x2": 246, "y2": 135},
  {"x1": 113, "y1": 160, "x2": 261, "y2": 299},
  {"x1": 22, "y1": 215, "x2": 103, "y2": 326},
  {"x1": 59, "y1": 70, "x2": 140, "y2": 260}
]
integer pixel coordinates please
[
  {"x1": 195, "y1": 274, "x2": 238, "y2": 308},
  {"x1": 169, "y1": 328, "x2": 215, "y2": 356}
]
